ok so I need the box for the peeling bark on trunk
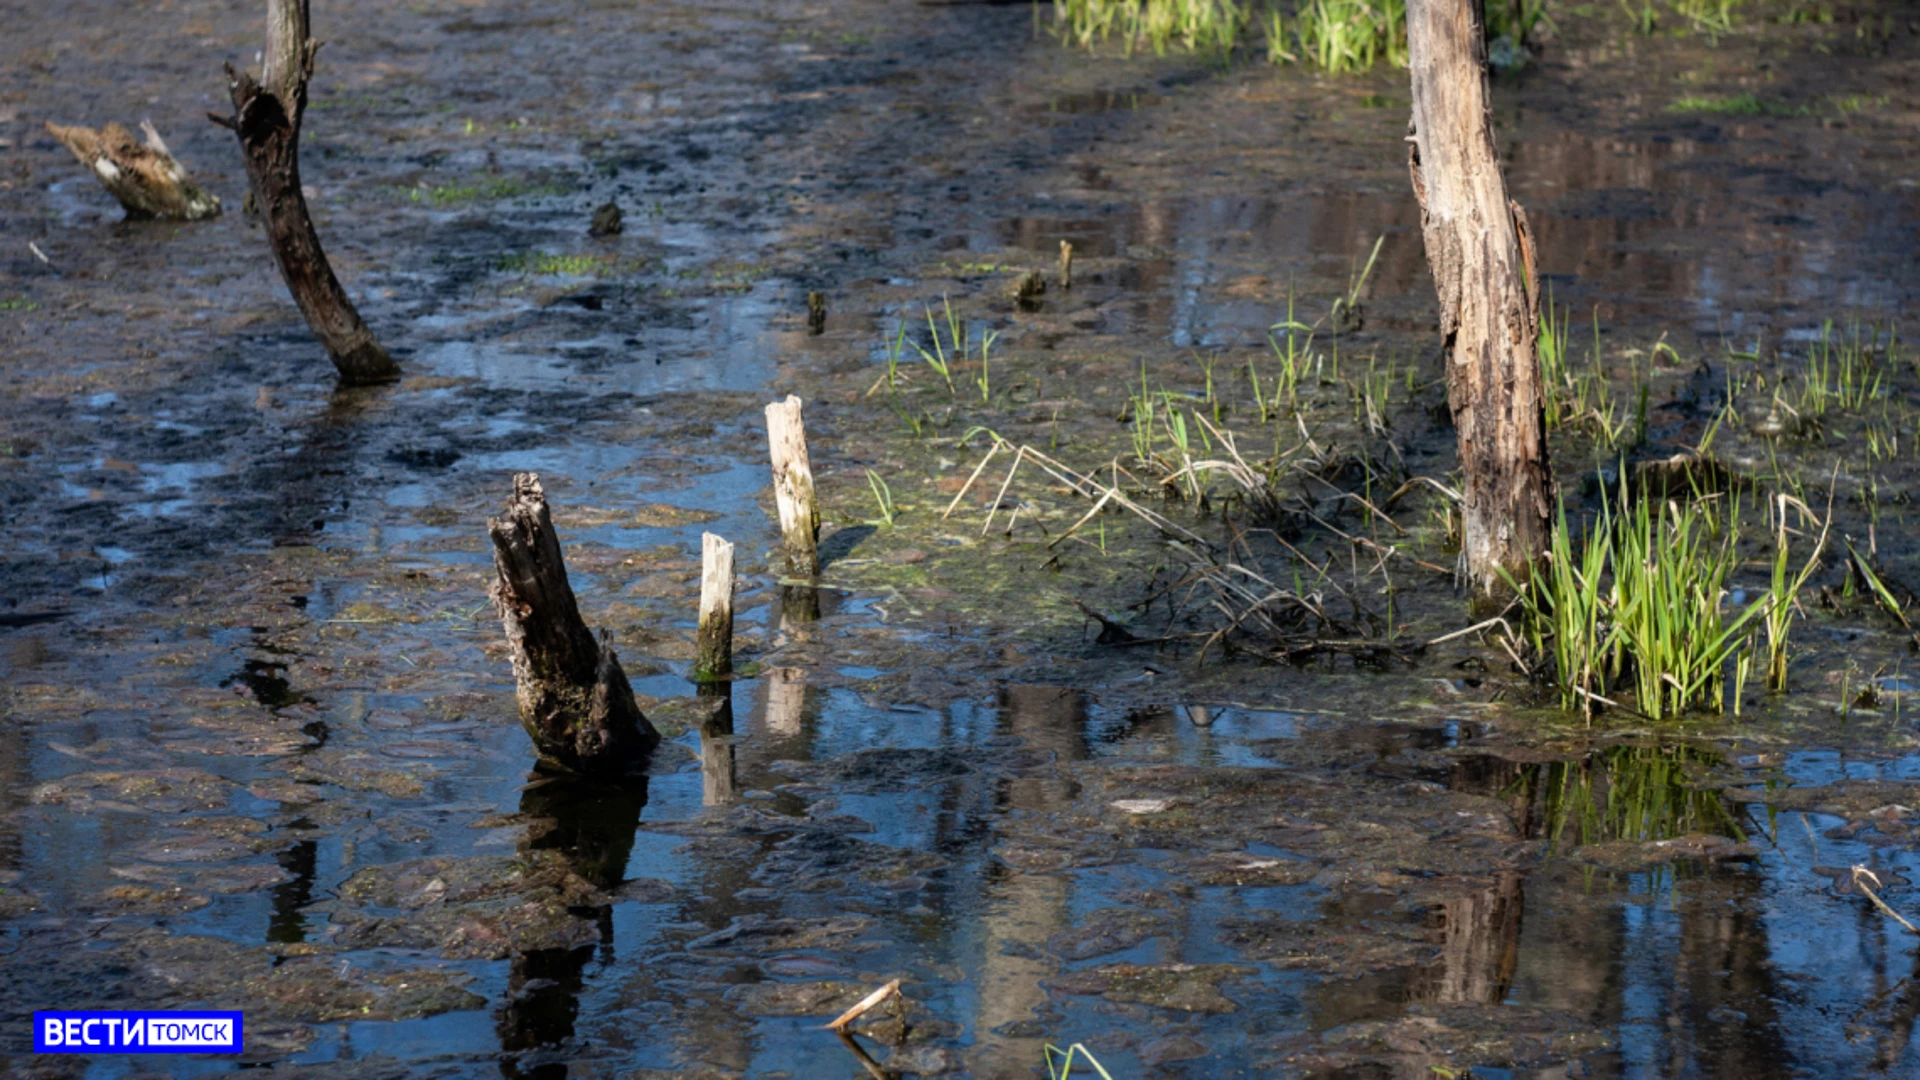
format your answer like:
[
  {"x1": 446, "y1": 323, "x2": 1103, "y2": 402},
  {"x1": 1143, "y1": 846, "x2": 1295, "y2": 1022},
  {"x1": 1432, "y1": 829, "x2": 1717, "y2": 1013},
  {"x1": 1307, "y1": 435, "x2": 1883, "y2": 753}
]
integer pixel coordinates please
[
  {"x1": 45, "y1": 120, "x2": 221, "y2": 221},
  {"x1": 488, "y1": 473, "x2": 659, "y2": 777},
  {"x1": 213, "y1": 0, "x2": 398, "y2": 385},
  {"x1": 1406, "y1": 0, "x2": 1552, "y2": 601}
]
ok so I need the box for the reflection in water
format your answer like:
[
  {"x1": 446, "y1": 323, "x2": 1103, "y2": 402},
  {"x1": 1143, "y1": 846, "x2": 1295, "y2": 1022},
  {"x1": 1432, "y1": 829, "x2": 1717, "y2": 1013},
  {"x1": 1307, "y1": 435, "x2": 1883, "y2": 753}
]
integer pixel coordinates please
[
  {"x1": 267, "y1": 838, "x2": 319, "y2": 946},
  {"x1": 1433, "y1": 871, "x2": 1524, "y2": 1006},
  {"x1": 697, "y1": 687, "x2": 737, "y2": 807},
  {"x1": 760, "y1": 666, "x2": 808, "y2": 740},
  {"x1": 1461, "y1": 743, "x2": 1743, "y2": 850},
  {"x1": 969, "y1": 686, "x2": 1089, "y2": 1078},
  {"x1": 497, "y1": 772, "x2": 646, "y2": 1067}
]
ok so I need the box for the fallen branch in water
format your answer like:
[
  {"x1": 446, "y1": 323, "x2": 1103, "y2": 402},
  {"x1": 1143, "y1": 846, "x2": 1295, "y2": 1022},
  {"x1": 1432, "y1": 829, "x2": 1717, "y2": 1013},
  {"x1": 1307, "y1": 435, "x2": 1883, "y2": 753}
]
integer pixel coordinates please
[
  {"x1": 1853, "y1": 865, "x2": 1920, "y2": 935},
  {"x1": 826, "y1": 978, "x2": 901, "y2": 1032}
]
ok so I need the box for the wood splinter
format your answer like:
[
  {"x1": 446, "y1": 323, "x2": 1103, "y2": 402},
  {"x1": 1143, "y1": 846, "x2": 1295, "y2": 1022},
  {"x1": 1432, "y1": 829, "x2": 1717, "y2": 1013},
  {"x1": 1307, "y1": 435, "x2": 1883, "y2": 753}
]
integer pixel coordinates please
[
  {"x1": 45, "y1": 120, "x2": 221, "y2": 221},
  {"x1": 488, "y1": 473, "x2": 660, "y2": 777},
  {"x1": 693, "y1": 531, "x2": 735, "y2": 681},
  {"x1": 765, "y1": 395, "x2": 820, "y2": 576}
]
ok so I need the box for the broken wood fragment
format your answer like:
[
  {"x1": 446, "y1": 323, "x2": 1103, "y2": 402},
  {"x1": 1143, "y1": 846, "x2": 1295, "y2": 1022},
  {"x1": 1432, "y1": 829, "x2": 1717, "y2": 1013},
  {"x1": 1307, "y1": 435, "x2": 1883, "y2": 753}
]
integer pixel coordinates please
[
  {"x1": 488, "y1": 473, "x2": 660, "y2": 777},
  {"x1": 826, "y1": 978, "x2": 902, "y2": 1031},
  {"x1": 693, "y1": 531, "x2": 735, "y2": 681},
  {"x1": 765, "y1": 395, "x2": 819, "y2": 576},
  {"x1": 45, "y1": 120, "x2": 221, "y2": 220},
  {"x1": 215, "y1": 0, "x2": 398, "y2": 385},
  {"x1": 1058, "y1": 239, "x2": 1073, "y2": 290}
]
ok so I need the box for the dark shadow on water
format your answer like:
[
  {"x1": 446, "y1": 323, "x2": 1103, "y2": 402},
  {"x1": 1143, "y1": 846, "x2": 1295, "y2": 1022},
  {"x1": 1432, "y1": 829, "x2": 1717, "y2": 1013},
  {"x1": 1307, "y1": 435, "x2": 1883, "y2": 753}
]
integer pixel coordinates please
[{"x1": 817, "y1": 523, "x2": 876, "y2": 570}]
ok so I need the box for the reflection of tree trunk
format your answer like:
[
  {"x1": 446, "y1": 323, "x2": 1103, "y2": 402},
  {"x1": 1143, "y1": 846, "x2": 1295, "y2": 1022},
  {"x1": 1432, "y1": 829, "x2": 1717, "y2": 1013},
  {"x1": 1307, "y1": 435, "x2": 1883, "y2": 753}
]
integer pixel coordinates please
[
  {"x1": 1433, "y1": 871, "x2": 1525, "y2": 1004},
  {"x1": 497, "y1": 773, "x2": 646, "y2": 1059},
  {"x1": 1673, "y1": 874, "x2": 1791, "y2": 1079},
  {"x1": 215, "y1": 0, "x2": 398, "y2": 384},
  {"x1": 267, "y1": 838, "x2": 318, "y2": 944},
  {"x1": 969, "y1": 686, "x2": 1089, "y2": 1076},
  {"x1": 1406, "y1": 0, "x2": 1551, "y2": 600}
]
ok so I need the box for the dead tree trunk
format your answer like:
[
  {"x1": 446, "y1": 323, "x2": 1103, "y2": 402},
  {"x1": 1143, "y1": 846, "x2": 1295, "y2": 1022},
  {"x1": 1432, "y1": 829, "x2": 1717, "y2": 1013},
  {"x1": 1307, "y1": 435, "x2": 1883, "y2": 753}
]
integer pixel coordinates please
[
  {"x1": 1406, "y1": 0, "x2": 1551, "y2": 601},
  {"x1": 488, "y1": 473, "x2": 660, "y2": 777},
  {"x1": 46, "y1": 121, "x2": 222, "y2": 220},
  {"x1": 213, "y1": 0, "x2": 398, "y2": 385}
]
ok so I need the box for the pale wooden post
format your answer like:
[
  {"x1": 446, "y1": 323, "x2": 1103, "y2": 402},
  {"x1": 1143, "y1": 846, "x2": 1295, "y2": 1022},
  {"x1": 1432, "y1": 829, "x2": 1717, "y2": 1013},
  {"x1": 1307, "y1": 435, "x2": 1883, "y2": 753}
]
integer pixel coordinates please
[
  {"x1": 693, "y1": 532, "x2": 735, "y2": 681},
  {"x1": 1058, "y1": 240, "x2": 1073, "y2": 290},
  {"x1": 764, "y1": 395, "x2": 819, "y2": 576},
  {"x1": 1406, "y1": 0, "x2": 1551, "y2": 600}
]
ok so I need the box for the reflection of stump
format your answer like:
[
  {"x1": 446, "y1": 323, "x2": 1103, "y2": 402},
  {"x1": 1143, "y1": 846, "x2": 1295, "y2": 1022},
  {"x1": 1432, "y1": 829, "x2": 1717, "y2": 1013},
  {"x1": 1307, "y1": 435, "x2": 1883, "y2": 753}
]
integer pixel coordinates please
[
  {"x1": 488, "y1": 473, "x2": 660, "y2": 776},
  {"x1": 212, "y1": 0, "x2": 398, "y2": 385},
  {"x1": 763, "y1": 667, "x2": 806, "y2": 738},
  {"x1": 45, "y1": 121, "x2": 221, "y2": 220},
  {"x1": 697, "y1": 688, "x2": 737, "y2": 807}
]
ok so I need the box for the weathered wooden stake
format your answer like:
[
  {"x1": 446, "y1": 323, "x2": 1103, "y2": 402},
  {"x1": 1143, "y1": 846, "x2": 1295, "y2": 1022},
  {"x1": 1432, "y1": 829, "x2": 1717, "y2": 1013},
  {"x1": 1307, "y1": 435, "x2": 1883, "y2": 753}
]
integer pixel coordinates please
[
  {"x1": 806, "y1": 290, "x2": 828, "y2": 334},
  {"x1": 213, "y1": 0, "x2": 399, "y2": 385},
  {"x1": 46, "y1": 120, "x2": 221, "y2": 220},
  {"x1": 694, "y1": 531, "x2": 735, "y2": 681},
  {"x1": 488, "y1": 473, "x2": 660, "y2": 776},
  {"x1": 1406, "y1": 0, "x2": 1551, "y2": 601},
  {"x1": 765, "y1": 395, "x2": 819, "y2": 576},
  {"x1": 1057, "y1": 240, "x2": 1073, "y2": 290}
]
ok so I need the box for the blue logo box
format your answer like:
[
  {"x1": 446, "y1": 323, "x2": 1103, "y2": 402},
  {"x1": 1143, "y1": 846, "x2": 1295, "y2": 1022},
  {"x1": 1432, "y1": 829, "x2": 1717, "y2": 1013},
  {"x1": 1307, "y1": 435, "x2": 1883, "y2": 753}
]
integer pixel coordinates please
[{"x1": 35, "y1": 1011, "x2": 244, "y2": 1054}]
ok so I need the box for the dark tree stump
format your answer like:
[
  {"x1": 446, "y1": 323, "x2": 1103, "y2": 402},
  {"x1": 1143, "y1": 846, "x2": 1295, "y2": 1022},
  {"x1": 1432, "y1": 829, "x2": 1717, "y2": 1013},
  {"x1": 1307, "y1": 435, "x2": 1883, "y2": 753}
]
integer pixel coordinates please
[
  {"x1": 488, "y1": 473, "x2": 660, "y2": 777},
  {"x1": 213, "y1": 0, "x2": 398, "y2": 385}
]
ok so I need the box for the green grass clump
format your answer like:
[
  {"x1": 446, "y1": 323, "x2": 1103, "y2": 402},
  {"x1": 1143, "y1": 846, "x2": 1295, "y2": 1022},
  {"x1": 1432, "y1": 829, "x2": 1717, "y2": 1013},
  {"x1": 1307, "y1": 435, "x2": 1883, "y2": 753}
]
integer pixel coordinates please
[
  {"x1": 1795, "y1": 320, "x2": 1892, "y2": 417},
  {"x1": 1668, "y1": 93, "x2": 1805, "y2": 116},
  {"x1": 1512, "y1": 484, "x2": 1777, "y2": 720},
  {"x1": 409, "y1": 176, "x2": 568, "y2": 206},
  {"x1": 1272, "y1": 0, "x2": 1408, "y2": 72},
  {"x1": 1053, "y1": 0, "x2": 1248, "y2": 59},
  {"x1": 495, "y1": 251, "x2": 615, "y2": 276}
]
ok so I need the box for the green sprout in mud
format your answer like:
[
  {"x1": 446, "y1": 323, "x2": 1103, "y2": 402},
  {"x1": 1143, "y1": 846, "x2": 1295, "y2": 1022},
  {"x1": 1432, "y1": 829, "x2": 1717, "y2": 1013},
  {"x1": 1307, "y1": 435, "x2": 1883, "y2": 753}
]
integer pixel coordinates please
[
  {"x1": 1795, "y1": 320, "x2": 1892, "y2": 417},
  {"x1": 0, "y1": 295, "x2": 35, "y2": 313},
  {"x1": 914, "y1": 296, "x2": 995, "y2": 398},
  {"x1": 865, "y1": 469, "x2": 898, "y2": 527},
  {"x1": 1044, "y1": 1042, "x2": 1116, "y2": 1080},
  {"x1": 1253, "y1": 295, "x2": 1317, "y2": 421}
]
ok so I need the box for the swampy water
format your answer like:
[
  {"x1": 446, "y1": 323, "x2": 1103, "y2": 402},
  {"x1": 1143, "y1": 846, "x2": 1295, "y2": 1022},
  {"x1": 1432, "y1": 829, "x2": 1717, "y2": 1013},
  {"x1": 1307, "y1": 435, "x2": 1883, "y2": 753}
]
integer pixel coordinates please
[{"x1": 7, "y1": 0, "x2": 1920, "y2": 1076}]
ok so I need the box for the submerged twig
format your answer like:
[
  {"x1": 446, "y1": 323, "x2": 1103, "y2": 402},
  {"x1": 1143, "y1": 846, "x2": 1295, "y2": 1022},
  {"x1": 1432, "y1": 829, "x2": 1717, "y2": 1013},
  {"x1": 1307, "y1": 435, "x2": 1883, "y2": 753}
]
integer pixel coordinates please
[
  {"x1": 1853, "y1": 865, "x2": 1920, "y2": 935},
  {"x1": 826, "y1": 978, "x2": 902, "y2": 1031}
]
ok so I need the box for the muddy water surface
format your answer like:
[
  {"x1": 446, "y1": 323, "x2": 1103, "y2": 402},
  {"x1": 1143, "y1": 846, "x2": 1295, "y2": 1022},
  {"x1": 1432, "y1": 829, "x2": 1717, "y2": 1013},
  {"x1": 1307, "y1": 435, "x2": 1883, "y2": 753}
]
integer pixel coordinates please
[{"x1": 6, "y1": 0, "x2": 1920, "y2": 1076}]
